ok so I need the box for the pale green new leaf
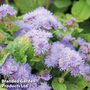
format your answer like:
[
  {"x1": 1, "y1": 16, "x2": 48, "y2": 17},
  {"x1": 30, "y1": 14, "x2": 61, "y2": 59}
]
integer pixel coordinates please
[
  {"x1": 52, "y1": 78, "x2": 67, "y2": 90},
  {"x1": 72, "y1": 0, "x2": 90, "y2": 22},
  {"x1": 79, "y1": 33, "x2": 90, "y2": 42},
  {"x1": 66, "y1": 76, "x2": 88, "y2": 90},
  {"x1": 0, "y1": 53, "x2": 9, "y2": 66},
  {"x1": 54, "y1": 0, "x2": 71, "y2": 8},
  {"x1": 6, "y1": 36, "x2": 30, "y2": 64},
  {"x1": 88, "y1": 82, "x2": 90, "y2": 90},
  {"x1": 87, "y1": 0, "x2": 90, "y2": 6},
  {"x1": 14, "y1": 0, "x2": 37, "y2": 13},
  {"x1": 0, "y1": 88, "x2": 6, "y2": 90}
]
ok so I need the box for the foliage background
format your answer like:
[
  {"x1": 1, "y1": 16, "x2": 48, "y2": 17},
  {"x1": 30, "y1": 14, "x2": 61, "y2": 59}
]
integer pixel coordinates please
[{"x1": 0, "y1": 0, "x2": 90, "y2": 90}]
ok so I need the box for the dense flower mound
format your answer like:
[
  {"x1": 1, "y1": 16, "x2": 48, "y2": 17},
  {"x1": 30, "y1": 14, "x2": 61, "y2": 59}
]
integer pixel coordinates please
[
  {"x1": 0, "y1": 56, "x2": 51, "y2": 90},
  {"x1": 22, "y1": 7, "x2": 64, "y2": 30},
  {"x1": 0, "y1": 4, "x2": 90, "y2": 90},
  {"x1": 45, "y1": 42, "x2": 84, "y2": 75},
  {"x1": 24, "y1": 29, "x2": 52, "y2": 55}
]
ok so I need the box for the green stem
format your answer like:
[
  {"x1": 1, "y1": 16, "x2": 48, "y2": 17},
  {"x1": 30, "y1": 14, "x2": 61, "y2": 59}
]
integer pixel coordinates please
[
  {"x1": 36, "y1": 0, "x2": 38, "y2": 7},
  {"x1": 59, "y1": 71, "x2": 69, "y2": 83},
  {"x1": 61, "y1": 71, "x2": 69, "y2": 78},
  {"x1": 34, "y1": 0, "x2": 38, "y2": 7},
  {"x1": 6, "y1": 0, "x2": 9, "y2": 4},
  {"x1": 46, "y1": 0, "x2": 50, "y2": 9}
]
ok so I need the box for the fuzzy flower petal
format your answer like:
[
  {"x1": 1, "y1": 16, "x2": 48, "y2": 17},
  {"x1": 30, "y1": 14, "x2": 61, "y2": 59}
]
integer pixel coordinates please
[
  {"x1": 23, "y1": 7, "x2": 64, "y2": 30},
  {"x1": 40, "y1": 73, "x2": 52, "y2": 81},
  {"x1": 45, "y1": 42, "x2": 84, "y2": 76},
  {"x1": 0, "y1": 56, "x2": 19, "y2": 76},
  {"x1": 0, "y1": 4, "x2": 17, "y2": 19},
  {"x1": 24, "y1": 29, "x2": 52, "y2": 55},
  {"x1": 37, "y1": 83, "x2": 51, "y2": 90},
  {"x1": 10, "y1": 64, "x2": 31, "y2": 80}
]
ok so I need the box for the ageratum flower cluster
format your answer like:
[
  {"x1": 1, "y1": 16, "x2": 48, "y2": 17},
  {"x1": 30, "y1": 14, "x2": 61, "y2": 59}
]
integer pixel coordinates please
[
  {"x1": 0, "y1": 4, "x2": 90, "y2": 90},
  {"x1": 24, "y1": 29, "x2": 52, "y2": 55},
  {"x1": 16, "y1": 7, "x2": 64, "y2": 30},
  {"x1": 0, "y1": 56, "x2": 51, "y2": 90},
  {"x1": 15, "y1": 7, "x2": 64, "y2": 55},
  {"x1": 0, "y1": 4, "x2": 17, "y2": 19},
  {"x1": 45, "y1": 42, "x2": 90, "y2": 77}
]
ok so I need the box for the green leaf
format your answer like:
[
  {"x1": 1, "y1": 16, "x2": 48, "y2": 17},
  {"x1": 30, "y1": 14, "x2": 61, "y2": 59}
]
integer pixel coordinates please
[
  {"x1": 31, "y1": 57, "x2": 41, "y2": 62},
  {"x1": 52, "y1": 78, "x2": 67, "y2": 90},
  {"x1": 0, "y1": 53, "x2": 10, "y2": 66},
  {"x1": 53, "y1": 30, "x2": 62, "y2": 40},
  {"x1": 30, "y1": 55, "x2": 44, "y2": 63},
  {"x1": 0, "y1": 31, "x2": 5, "y2": 43},
  {"x1": 14, "y1": 0, "x2": 37, "y2": 13},
  {"x1": 0, "y1": 46, "x2": 10, "y2": 66},
  {"x1": 72, "y1": 0, "x2": 90, "y2": 22},
  {"x1": 6, "y1": 36, "x2": 30, "y2": 64},
  {"x1": 79, "y1": 21, "x2": 90, "y2": 33},
  {"x1": 88, "y1": 82, "x2": 90, "y2": 90},
  {"x1": 0, "y1": 29, "x2": 14, "y2": 44},
  {"x1": 0, "y1": 88, "x2": 6, "y2": 90},
  {"x1": 37, "y1": 0, "x2": 45, "y2": 6},
  {"x1": 66, "y1": 76, "x2": 88, "y2": 90},
  {"x1": 73, "y1": 40, "x2": 78, "y2": 48},
  {"x1": 34, "y1": 62, "x2": 45, "y2": 71},
  {"x1": 26, "y1": 44, "x2": 34, "y2": 60},
  {"x1": 87, "y1": 0, "x2": 90, "y2": 6},
  {"x1": 54, "y1": 0, "x2": 71, "y2": 8},
  {"x1": 72, "y1": 28, "x2": 83, "y2": 37},
  {"x1": 79, "y1": 33, "x2": 90, "y2": 42}
]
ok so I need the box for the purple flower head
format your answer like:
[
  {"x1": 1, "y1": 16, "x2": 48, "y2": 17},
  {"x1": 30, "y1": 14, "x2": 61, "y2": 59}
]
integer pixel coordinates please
[
  {"x1": 61, "y1": 35, "x2": 75, "y2": 49},
  {"x1": 7, "y1": 88, "x2": 22, "y2": 90},
  {"x1": 24, "y1": 29, "x2": 52, "y2": 55},
  {"x1": 87, "y1": 43, "x2": 90, "y2": 50},
  {"x1": 23, "y1": 7, "x2": 64, "y2": 30},
  {"x1": 58, "y1": 45, "x2": 84, "y2": 71},
  {"x1": 40, "y1": 73, "x2": 52, "y2": 81},
  {"x1": 11, "y1": 64, "x2": 31, "y2": 80},
  {"x1": 15, "y1": 20, "x2": 31, "y2": 30},
  {"x1": 62, "y1": 35, "x2": 75, "y2": 42},
  {"x1": 45, "y1": 42, "x2": 63, "y2": 67},
  {"x1": 37, "y1": 83, "x2": 51, "y2": 90},
  {"x1": 27, "y1": 87, "x2": 38, "y2": 90},
  {"x1": 27, "y1": 74, "x2": 40, "y2": 90},
  {"x1": 27, "y1": 82, "x2": 51, "y2": 90},
  {"x1": 71, "y1": 63, "x2": 90, "y2": 78},
  {"x1": 80, "y1": 45, "x2": 89, "y2": 54},
  {"x1": 0, "y1": 44, "x2": 6, "y2": 48},
  {"x1": 29, "y1": 74, "x2": 40, "y2": 83},
  {"x1": 14, "y1": 29, "x2": 29, "y2": 37},
  {"x1": 66, "y1": 17, "x2": 76, "y2": 26},
  {"x1": 9, "y1": 74, "x2": 40, "y2": 90},
  {"x1": 79, "y1": 64, "x2": 90, "y2": 76},
  {"x1": 0, "y1": 56, "x2": 19, "y2": 76},
  {"x1": 77, "y1": 37, "x2": 87, "y2": 46},
  {"x1": 0, "y1": 4, "x2": 17, "y2": 19},
  {"x1": 71, "y1": 66, "x2": 80, "y2": 76},
  {"x1": 66, "y1": 20, "x2": 73, "y2": 26},
  {"x1": 79, "y1": 64, "x2": 90, "y2": 80},
  {"x1": 86, "y1": 55, "x2": 90, "y2": 61},
  {"x1": 45, "y1": 42, "x2": 84, "y2": 76},
  {"x1": 80, "y1": 53, "x2": 87, "y2": 60}
]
